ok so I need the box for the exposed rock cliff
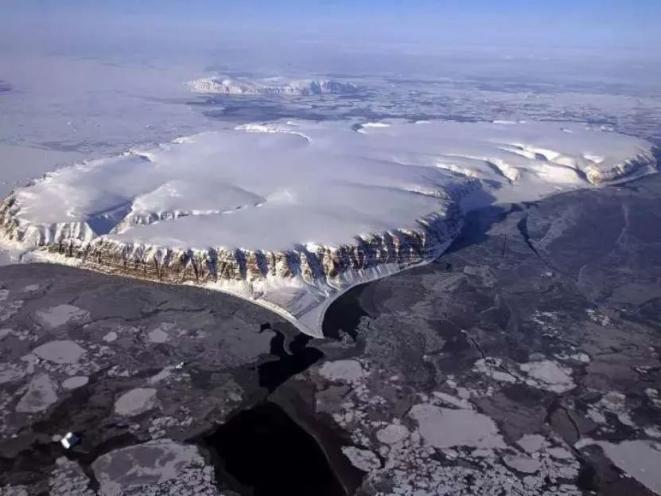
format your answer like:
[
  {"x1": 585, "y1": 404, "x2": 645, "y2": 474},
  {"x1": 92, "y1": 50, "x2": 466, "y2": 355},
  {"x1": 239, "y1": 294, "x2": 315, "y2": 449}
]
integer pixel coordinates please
[{"x1": 0, "y1": 193, "x2": 461, "y2": 288}]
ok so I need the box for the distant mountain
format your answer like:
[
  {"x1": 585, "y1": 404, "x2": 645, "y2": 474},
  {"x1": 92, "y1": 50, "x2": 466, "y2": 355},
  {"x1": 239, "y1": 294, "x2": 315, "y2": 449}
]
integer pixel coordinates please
[
  {"x1": 187, "y1": 76, "x2": 360, "y2": 96},
  {"x1": 0, "y1": 81, "x2": 11, "y2": 92}
]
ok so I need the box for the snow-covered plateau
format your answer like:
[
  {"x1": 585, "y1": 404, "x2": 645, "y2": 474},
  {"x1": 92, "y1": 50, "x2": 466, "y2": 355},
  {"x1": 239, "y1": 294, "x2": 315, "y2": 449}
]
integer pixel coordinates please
[
  {"x1": 187, "y1": 76, "x2": 360, "y2": 96},
  {"x1": 0, "y1": 120, "x2": 656, "y2": 336}
]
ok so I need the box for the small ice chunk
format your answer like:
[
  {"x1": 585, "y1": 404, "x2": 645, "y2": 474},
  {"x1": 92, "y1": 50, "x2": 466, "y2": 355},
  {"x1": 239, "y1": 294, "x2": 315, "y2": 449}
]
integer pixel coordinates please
[
  {"x1": 62, "y1": 376, "x2": 89, "y2": 390},
  {"x1": 503, "y1": 454, "x2": 541, "y2": 474},
  {"x1": 114, "y1": 388, "x2": 158, "y2": 417},
  {"x1": 341, "y1": 446, "x2": 381, "y2": 472},
  {"x1": 645, "y1": 426, "x2": 661, "y2": 439},
  {"x1": 517, "y1": 434, "x2": 547, "y2": 454},
  {"x1": 36, "y1": 305, "x2": 89, "y2": 329},
  {"x1": 148, "y1": 328, "x2": 169, "y2": 344},
  {"x1": 16, "y1": 374, "x2": 58, "y2": 413},
  {"x1": 319, "y1": 360, "x2": 367, "y2": 383},
  {"x1": 474, "y1": 357, "x2": 518, "y2": 383},
  {"x1": 519, "y1": 360, "x2": 575, "y2": 393},
  {"x1": 148, "y1": 367, "x2": 172, "y2": 385},
  {"x1": 33, "y1": 340, "x2": 86, "y2": 364},
  {"x1": 409, "y1": 403, "x2": 506, "y2": 449},
  {"x1": 432, "y1": 391, "x2": 473, "y2": 410},
  {"x1": 376, "y1": 424, "x2": 409, "y2": 445},
  {"x1": 547, "y1": 446, "x2": 574, "y2": 460}
]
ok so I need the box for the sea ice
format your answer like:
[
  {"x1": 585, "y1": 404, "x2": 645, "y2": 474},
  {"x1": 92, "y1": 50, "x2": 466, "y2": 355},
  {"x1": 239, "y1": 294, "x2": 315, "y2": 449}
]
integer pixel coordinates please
[
  {"x1": 577, "y1": 439, "x2": 661, "y2": 494},
  {"x1": 35, "y1": 305, "x2": 90, "y2": 329},
  {"x1": 114, "y1": 388, "x2": 158, "y2": 417},
  {"x1": 409, "y1": 403, "x2": 507, "y2": 450},
  {"x1": 61, "y1": 376, "x2": 89, "y2": 390},
  {"x1": 15, "y1": 374, "x2": 58, "y2": 413},
  {"x1": 91, "y1": 439, "x2": 205, "y2": 495},
  {"x1": 319, "y1": 360, "x2": 368, "y2": 383},
  {"x1": 33, "y1": 340, "x2": 86, "y2": 364}
]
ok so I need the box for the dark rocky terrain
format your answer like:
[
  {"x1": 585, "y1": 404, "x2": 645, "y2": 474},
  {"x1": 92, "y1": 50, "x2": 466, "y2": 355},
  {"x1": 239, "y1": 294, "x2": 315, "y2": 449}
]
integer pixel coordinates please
[{"x1": 1, "y1": 174, "x2": 660, "y2": 495}]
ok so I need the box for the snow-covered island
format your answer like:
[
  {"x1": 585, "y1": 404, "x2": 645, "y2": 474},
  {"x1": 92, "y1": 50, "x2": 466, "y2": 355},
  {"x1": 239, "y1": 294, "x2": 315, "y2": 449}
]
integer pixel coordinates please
[
  {"x1": 0, "y1": 120, "x2": 656, "y2": 335},
  {"x1": 187, "y1": 76, "x2": 360, "y2": 96}
]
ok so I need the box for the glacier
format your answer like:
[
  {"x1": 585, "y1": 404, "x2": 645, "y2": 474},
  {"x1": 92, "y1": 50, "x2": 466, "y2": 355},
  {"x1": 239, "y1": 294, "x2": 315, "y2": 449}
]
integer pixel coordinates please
[{"x1": 0, "y1": 120, "x2": 656, "y2": 336}]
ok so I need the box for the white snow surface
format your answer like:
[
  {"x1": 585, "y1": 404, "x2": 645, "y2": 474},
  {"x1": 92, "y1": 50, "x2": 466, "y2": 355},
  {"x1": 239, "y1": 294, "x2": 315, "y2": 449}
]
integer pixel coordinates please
[
  {"x1": 187, "y1": 76, "x2": 360, "y2": 96},
  {"x1": 6, "y1": 120, "x2": 654, "y2": 249},
  {"x1": 1, "y1": 119, "x2": 656, "y2": 336}
]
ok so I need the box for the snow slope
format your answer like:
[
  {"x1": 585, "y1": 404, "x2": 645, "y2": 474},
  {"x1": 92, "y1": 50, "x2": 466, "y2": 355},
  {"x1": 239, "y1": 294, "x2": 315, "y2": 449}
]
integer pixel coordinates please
[{"x1": 0, "y1": 120, "x2": 656, "y2": 335}]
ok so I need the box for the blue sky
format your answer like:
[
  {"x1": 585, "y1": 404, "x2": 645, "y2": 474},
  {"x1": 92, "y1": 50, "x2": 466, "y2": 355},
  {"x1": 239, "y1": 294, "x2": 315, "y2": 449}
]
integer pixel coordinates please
[{"x1": 2, "y1": 0, "x2": 660, "y2": 57}]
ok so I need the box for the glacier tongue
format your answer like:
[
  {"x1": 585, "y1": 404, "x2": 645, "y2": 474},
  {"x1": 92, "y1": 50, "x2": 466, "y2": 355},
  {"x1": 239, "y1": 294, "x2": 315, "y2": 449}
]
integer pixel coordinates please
[{"x1": 0, "y1": 119, "x2": 657, "y2": 336}]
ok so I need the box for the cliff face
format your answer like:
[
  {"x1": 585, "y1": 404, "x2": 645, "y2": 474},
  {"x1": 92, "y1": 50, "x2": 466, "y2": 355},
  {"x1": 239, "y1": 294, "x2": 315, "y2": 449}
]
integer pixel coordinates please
[
  {"x1": 583, "y1": 151, "x2": 660, "y2": 185},
  {"x1": 0, "y1": 192, "x2": 462, "y2": 293}
]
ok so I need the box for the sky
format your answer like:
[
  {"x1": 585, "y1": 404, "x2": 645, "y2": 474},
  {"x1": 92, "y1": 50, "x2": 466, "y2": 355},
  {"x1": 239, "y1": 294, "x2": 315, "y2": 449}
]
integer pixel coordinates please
[
  {"x1": 2, "y1": 0, "x2": 660, "y2": 55},
  {"x1": 1, "y1": 0, "x2": 660, "y2": 89}
]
